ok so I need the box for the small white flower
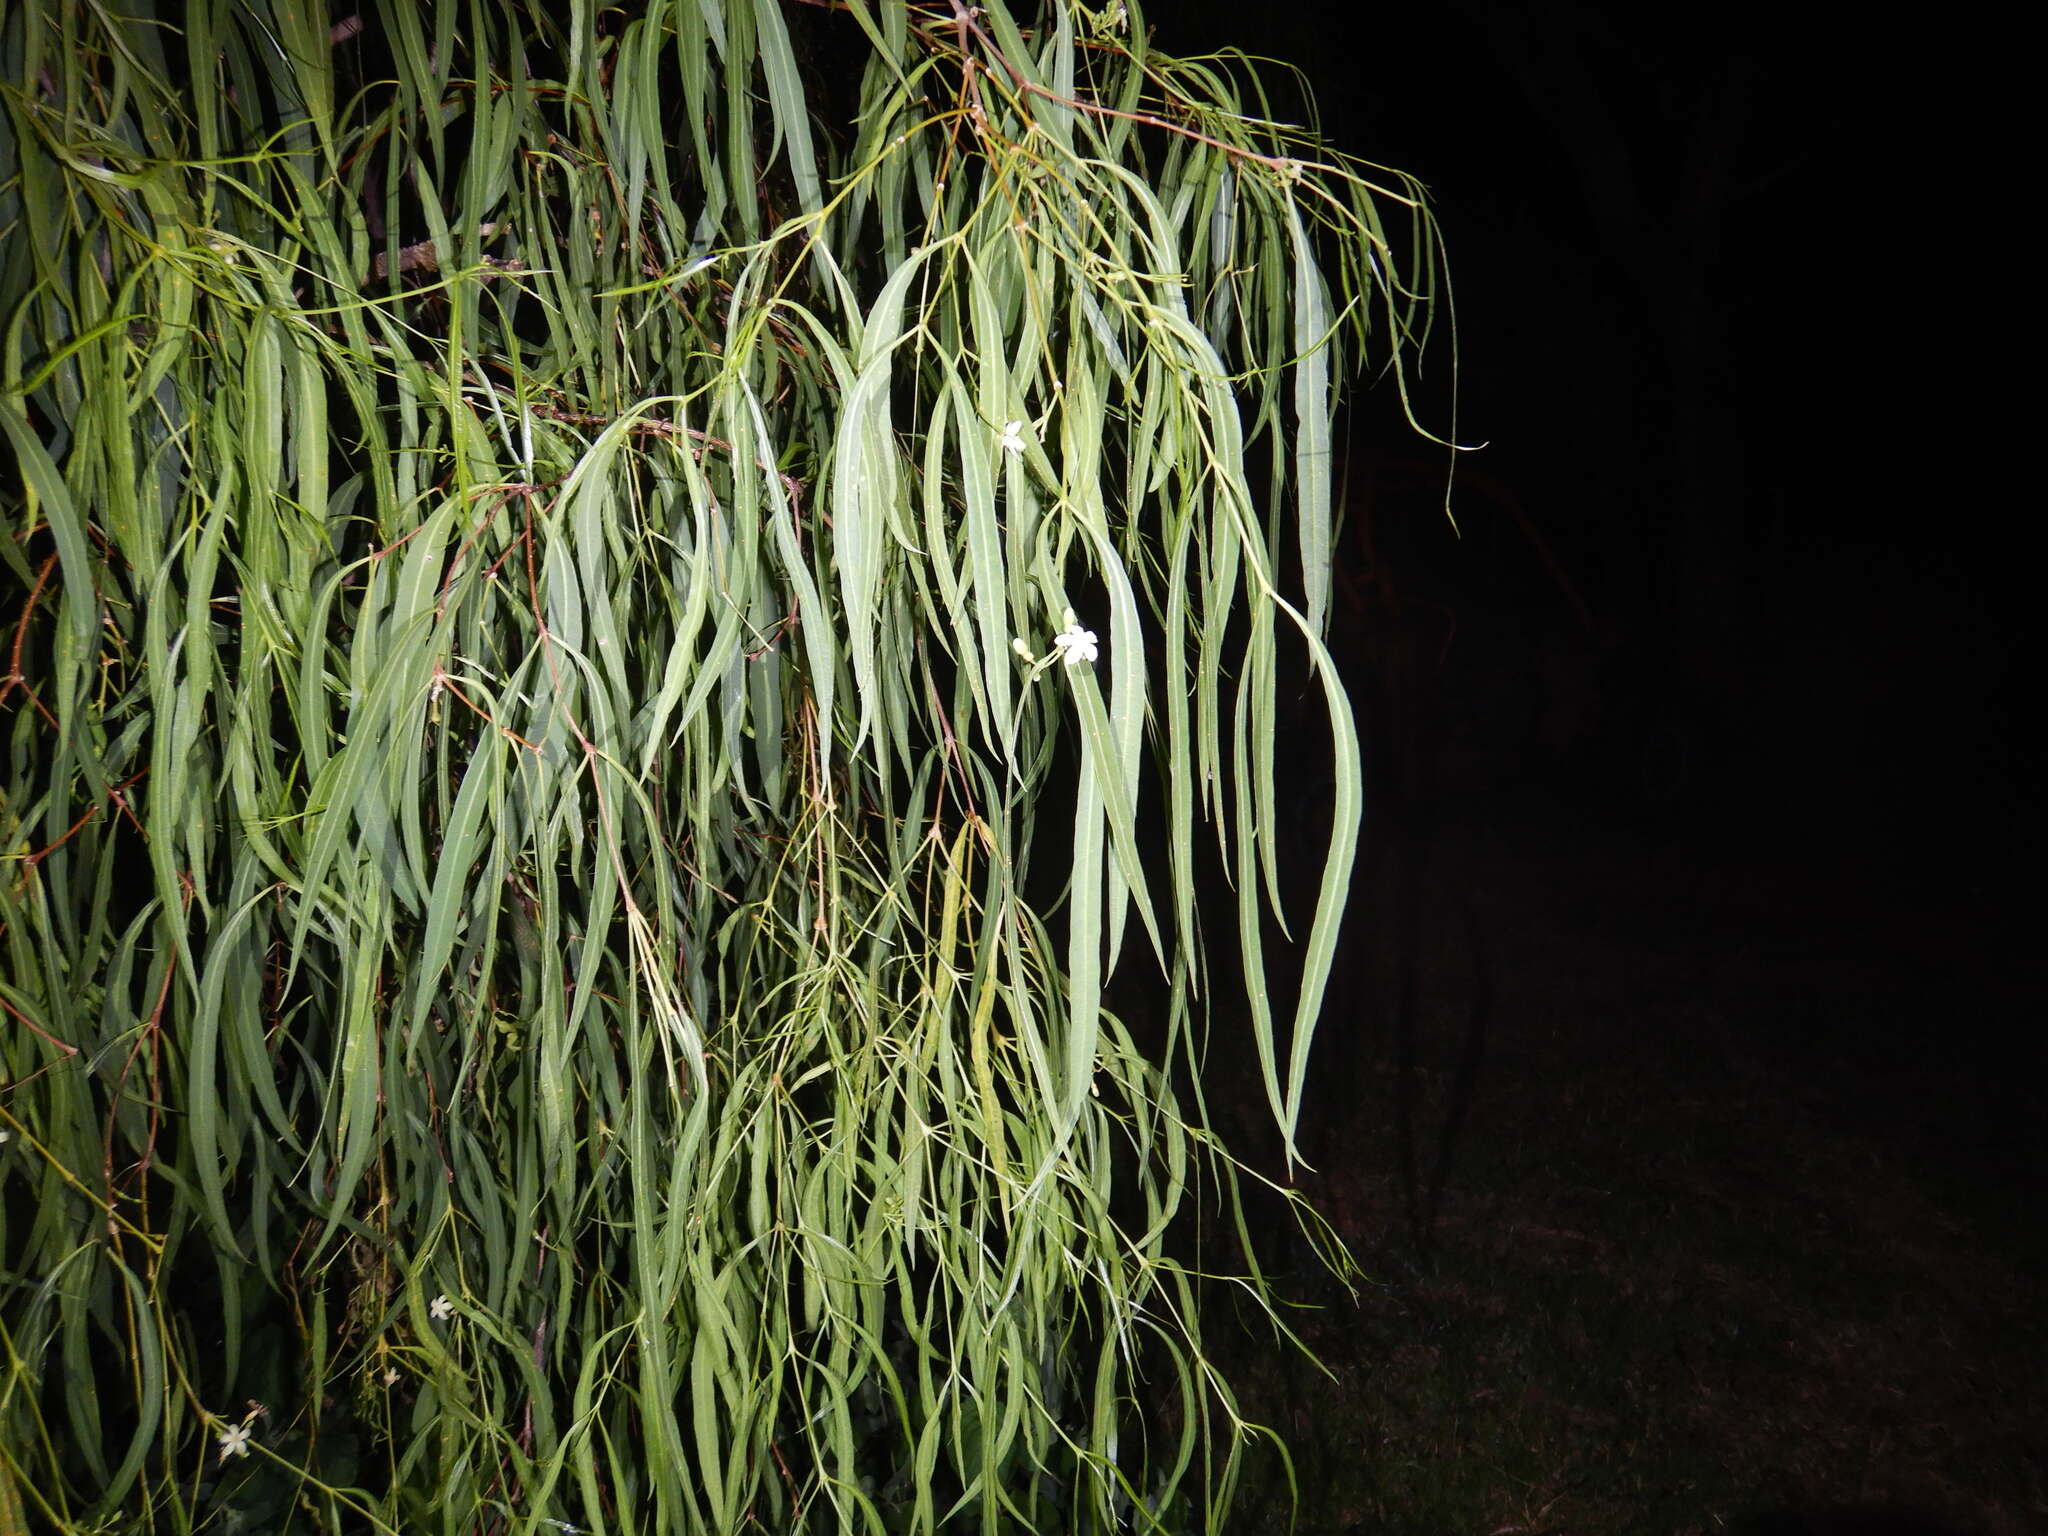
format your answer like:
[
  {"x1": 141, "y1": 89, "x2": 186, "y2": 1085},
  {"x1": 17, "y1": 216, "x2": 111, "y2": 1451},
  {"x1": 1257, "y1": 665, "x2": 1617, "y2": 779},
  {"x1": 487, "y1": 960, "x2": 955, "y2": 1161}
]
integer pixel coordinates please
[
  {"x1": 0, "y1": 1130, "x2": 10, "y2": 1144},
  {"x1": 999, "y1": 420, "x2": 1028, "y2": 455},
  {"x1": 1052, "y1": 623, "x2": 1098, "y2": 667},
  {"x1": 216, "y1": 1422, "x2": 252, "y2": 1462},
  {"x1": 382, "y1": 1366, "x2": 400, "y2": 1385},
  {"x1": 429, "y1": 1294, "x2": 455, "y2": 1321}
]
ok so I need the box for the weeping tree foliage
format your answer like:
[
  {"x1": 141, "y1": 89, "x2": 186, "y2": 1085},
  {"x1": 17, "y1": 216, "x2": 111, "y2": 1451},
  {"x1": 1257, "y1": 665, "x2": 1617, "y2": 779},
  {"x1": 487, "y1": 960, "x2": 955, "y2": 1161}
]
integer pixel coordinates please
[{"x1": 0, "y1": 0, "x2": 1443, "y2": 1529}]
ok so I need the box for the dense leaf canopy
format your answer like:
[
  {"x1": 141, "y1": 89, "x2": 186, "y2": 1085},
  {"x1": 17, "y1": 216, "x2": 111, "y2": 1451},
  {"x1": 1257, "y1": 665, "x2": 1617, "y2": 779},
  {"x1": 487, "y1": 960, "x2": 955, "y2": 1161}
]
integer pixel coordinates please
[{"x1": 0, "y1": 1, "x2": 1442, "y2": 1529}]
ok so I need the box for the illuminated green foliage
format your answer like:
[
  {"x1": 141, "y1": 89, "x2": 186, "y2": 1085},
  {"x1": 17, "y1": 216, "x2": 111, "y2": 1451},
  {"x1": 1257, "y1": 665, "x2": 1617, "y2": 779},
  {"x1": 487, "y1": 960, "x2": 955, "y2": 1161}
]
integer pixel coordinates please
[{"x1": 0, "y1": 1, "x2": 1440, "y2": 1528}]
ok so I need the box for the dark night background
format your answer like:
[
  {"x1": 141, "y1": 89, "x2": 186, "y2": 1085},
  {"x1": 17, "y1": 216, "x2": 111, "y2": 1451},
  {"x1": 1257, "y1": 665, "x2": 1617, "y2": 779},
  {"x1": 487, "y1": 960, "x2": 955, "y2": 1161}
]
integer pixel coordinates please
[
  {"x1": 1129, "y1": 0, "x2": 2043, "y2": 1090},
  {"x1": 1125, "y1": 3, "x2": 2044, "y2": 1531},
  {"x1": 1158, "y1": 0, "x2": 2039, "y2": 895}
]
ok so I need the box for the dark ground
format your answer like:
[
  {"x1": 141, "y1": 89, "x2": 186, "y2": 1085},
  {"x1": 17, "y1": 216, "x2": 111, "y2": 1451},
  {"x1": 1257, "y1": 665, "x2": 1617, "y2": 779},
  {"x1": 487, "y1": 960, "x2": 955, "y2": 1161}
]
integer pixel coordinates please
[{"x1": 1199, "y1": 763, "x2": 2047, "y2": 1535}]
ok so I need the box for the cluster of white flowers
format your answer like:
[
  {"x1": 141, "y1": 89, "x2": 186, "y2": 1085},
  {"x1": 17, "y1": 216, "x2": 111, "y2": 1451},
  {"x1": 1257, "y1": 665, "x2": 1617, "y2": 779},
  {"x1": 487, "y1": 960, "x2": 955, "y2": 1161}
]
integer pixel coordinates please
[{"x1": 1011, "y1": 609, "x2": 1099, "y2": 675}]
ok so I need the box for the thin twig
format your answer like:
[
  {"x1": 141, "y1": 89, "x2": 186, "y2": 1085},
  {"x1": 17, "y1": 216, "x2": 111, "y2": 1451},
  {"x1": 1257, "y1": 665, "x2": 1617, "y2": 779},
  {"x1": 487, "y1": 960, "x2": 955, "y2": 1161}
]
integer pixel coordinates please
[{"x1": 528, "y1": 402, "x2": 811, "y2": 519}]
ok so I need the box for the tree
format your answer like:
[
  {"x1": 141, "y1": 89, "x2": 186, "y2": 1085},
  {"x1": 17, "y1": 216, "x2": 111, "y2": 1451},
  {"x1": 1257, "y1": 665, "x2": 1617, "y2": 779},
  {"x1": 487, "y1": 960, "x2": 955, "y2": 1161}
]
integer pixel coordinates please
[{"x1": 0, "y1": 1, "x2": 1441, "y2": 1529}]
